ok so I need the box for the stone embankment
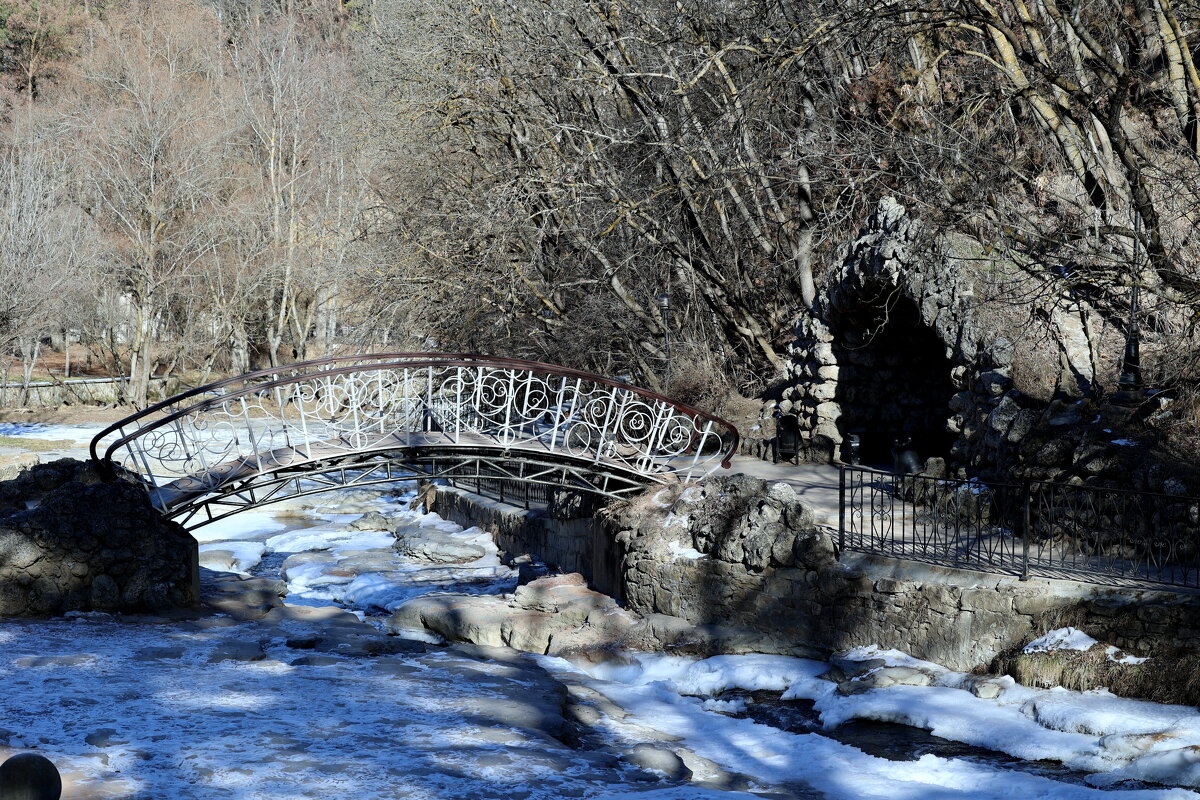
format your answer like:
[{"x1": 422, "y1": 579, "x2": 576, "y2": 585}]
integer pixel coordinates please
[
  {"x1": 408, "y1": 474, "x2": 1200, "y2": 679},
  {"x1": 0, "y1": 458, "x2": 198, "y2": 615}
]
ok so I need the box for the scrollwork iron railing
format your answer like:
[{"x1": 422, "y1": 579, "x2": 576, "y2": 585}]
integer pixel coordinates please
[{"x1": 89, "y1": 354, "x2": 739, "y2": 515}]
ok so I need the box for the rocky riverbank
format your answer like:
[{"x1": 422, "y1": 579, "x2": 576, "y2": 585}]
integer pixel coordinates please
[{"x1": 423, "y1": 473, "x2": 1200, "y2": 687}]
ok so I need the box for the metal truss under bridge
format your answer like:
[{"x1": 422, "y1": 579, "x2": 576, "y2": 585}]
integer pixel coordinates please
[{"x1": 89, "y1": 354, "x2": 740, "y2": 531}]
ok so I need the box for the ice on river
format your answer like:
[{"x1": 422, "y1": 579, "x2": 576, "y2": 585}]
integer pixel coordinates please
[
  {"x1": 541, "y1": 646, "x2": 1200, "y2": 797},
  {"x1": 0, "y1": 422, "x2": 105, "y2": 461},
  {"x1": 265, "y1": 527, "x2": 397, "y2": 553},
  {"x1": 0, "y1": 422, "x2": 104, "y2": 443},
  {"x1": 0, "y1": 614, "x2": 672, "y2": 800},
  {"x1": 6, "y1": 424, "x2": 1200, "y2": 797},
  {"x1": 190, "y1": 487, "x2": 518, "y2": 611}
]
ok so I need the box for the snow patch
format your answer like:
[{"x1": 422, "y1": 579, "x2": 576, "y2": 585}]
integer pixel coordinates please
[
  {"x1": 571, "y1": 652, "x2": 828, "y2": 698},
  {"x1": 190, "y1": 513, "x2": 290, "y2": 544},
  {"x1": 1024, "y1": 627, "x2": 1100, "y2": 654},
  {"x1": 540, "y1": 655, "x2": 1200, "y2": 800},
  {"x1": 407, "y1": 510, "x2": 464, "y2": 533},
  {"x1": 667, "y1": 540, "x2": 705, "y2": 560},
  {"x1": 265, "y1": 528, "x2": 394, "y2": 553},
  {"x1": 198, "y1": 541, "x2": 266, "y2": 573},
  {"x1": 1108, "y1": 646, "x2": 1150, "y2": 665},
  {"x1": 548, "y1": 644, "x2": 1200, "y2": 793}
]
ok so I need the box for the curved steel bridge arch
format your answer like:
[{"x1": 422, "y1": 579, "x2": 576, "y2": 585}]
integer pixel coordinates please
[{"x1": 89, "y1": 354, "x2": 739, "y2": 531}]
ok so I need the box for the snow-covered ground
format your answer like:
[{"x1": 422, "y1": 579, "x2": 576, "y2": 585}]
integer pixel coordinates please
[
  {"x1": 538, "y1": 647, "x2": 1200, "y2": 798},
  {"x1": 0, "y1": 613, "x2": 674, "y2": 800},
  {"x1": 5, "y1": 423, "x2": 1200, "y2": 798}
]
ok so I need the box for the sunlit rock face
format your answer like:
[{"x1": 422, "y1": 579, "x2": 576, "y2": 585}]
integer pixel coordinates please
[{"x1": 0, "y1": 459, "x2": 198, "y2": 616}]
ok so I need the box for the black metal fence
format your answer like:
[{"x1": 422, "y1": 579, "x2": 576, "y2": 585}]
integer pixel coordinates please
[
  {"x1": 839, "y1": 466, "x2": 1200, "y2": 589},
  {"x1": 444, "y1": 474, "x2": 552, "y2": 510}
]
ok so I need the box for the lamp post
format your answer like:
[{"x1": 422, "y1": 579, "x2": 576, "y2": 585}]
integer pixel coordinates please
[{"x1": 656, "y1": 292, "x2": 671, "y2": 387}]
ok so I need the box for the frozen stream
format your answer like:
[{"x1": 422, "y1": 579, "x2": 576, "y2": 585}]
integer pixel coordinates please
[{"x1": 2, "y1": 423, "x2": 1200, "y2": 798}]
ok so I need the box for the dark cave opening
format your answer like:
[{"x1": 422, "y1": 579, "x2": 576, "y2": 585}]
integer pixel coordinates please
[{"x1": 832, "y1": 298, "x2": 958, "y2": 468}]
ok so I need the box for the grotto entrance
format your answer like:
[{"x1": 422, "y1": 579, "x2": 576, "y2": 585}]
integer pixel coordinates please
[{"x1": 830, "y1": 296, "x2": 957, "y2": 468}]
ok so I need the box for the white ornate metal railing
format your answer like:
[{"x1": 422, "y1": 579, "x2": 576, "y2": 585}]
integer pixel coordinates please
[{"x1": 90, "y1": 354, "x2": 739, "y2": 514}]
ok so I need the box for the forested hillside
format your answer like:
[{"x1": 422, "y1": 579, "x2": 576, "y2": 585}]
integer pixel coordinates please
[
  {"x1": 0, "y1": 0, "x2": 376, "y2": 403},
  {"x1": 377, "y1": 0, "x2": 1200, "y2": 409},
  {"x1": 1, "y1": 0, "x2": 1198, "y2": 417}
]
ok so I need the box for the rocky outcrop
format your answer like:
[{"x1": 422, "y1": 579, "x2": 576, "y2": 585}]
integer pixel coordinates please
[
  {"x1": 615, "y1": 474, "x2": 838, "y2": 657},
  {"x1": 385, "y1": 573, "x2": 643, "y2": 658},
  {"x1": 394, "y1": 531, "x2": 487, "y2": 563},
  {"x1": 768, "y1": 196, "x2": 1192, "y2": 493},
  {"x1": 0, "y1": 459, "x2": 198, "y2": 616},
  {"x1": 0, "y1": 452, "x2": 39, "y2": 482}
]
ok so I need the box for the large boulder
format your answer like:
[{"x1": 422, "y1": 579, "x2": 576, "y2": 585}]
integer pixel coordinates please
[
  {"x1": 385, "y1": 573, "x2": 640, "y2": 657},
  {"x1": 385, "y1": 594, "x2": 511, "y2": 647},
  {"x1": 0, "y1": 459, "x2": 198, "y2": 616},
  {"x1": 394, "y1": 531, "x2": 488, "y2": 563},
  {"x1": 623, "y1": 474, "x2": 829, "y2": 573}
]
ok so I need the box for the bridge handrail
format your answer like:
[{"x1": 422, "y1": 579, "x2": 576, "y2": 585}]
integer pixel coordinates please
[
  {"x1": 88, "y1": 353, "x2": 543, "y2": 464},
  {"x1": 91, "y1": 356, "x2": 740, "y2": 485}
]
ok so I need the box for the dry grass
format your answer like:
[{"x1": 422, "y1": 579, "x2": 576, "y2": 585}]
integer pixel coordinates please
[
  {"x1": 662, "y1": 347, "x2": 769, "y2": 436},
  {"x1": 1142, "y1": 332, "x2": 1200, "y2": 463},
  {"x1": 1150, "y1": 384, "x2": 1200, "y2": 464},
  {"x1": 0, "y1": 436, "x2": 75, "y2": 452},
  {"x1": 598, "y1": 478, "x2": 697, "y2": 525},
  {"x1": 992, "y1": 644, "x2": 1200, "y2": 706}
]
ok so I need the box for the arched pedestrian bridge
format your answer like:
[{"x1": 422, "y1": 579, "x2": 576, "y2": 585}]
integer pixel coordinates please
[{"x1": 89, "y1": 354, "x2": 739, "y2": 530}]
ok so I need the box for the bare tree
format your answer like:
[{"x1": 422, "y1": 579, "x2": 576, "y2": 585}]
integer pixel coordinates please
[
  {"x1": 368, "y1": 0, "x2": 874, "y2": 387},
  {"x1": 61, "y1": 1, "x2": 235, "y2": 405},
  {"x1": 229, "y1": 17, "x2": 371, "y2": 364},
  {"x1": 367, "y1": 0, "x2": 1200, "y2": 401},
  {"x1": 0, "y1": 135, "x2": 92, "y2": 393},
  {"x1": 0, "y1": 0, "x2": 88, "y2": 100}
]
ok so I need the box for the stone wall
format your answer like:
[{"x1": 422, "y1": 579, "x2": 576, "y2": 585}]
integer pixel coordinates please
[
  {"x1": 432, "y1": 474, "x2": 1200, "y2": 672},
  {"x1": 430, "y1": 485, "x2": 626, "y2": 600},
  {"x1": 0, "y1": 459, "x2": 199, "y2": 615}
]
